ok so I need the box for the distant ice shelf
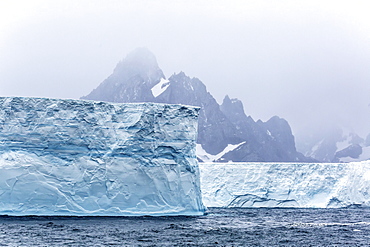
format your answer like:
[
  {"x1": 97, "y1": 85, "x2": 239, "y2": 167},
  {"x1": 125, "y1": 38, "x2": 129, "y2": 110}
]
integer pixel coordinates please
[
  {"x1": 199, "y1": 161, "x2": 370, "y2": 208},
  {"x1": 0, "y1": 97, "x2": 206, "y2": 216}
]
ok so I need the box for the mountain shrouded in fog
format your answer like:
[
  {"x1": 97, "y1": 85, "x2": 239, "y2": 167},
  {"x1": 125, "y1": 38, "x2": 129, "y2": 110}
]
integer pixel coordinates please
[
  {"x1": 2, "y1": 1, "x2": 370, "y2": 163},
  {"x1": 82, "y1": 48, "x2": 311, "y2": 162}
]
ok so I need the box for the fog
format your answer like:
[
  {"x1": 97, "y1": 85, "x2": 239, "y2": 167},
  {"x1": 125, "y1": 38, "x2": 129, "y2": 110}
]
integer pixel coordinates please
[{"x1": 1, "y1": 0, "x2": 370, "y2": 140}]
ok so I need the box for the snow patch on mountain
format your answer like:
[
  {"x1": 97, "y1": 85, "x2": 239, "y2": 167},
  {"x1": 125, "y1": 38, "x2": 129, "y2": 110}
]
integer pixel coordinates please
[
  {"x1": 196, "y1": 142, "x2": 246, "y2": 162},
  {"x1": 151, "y1": 78, "x2": 170, "y2": 97},
  {"x1": 336, "y1": 139, "x2": 351, "y2": 152}
]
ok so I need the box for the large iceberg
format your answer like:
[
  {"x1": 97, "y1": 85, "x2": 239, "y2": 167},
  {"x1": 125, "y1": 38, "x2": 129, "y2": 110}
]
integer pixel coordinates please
[
  {"x1": 0, "y1": 97, "x2": 206, "y2": 216},
  {"x1": 200, "y1": 161, "x2": 370, "y2": 208}
]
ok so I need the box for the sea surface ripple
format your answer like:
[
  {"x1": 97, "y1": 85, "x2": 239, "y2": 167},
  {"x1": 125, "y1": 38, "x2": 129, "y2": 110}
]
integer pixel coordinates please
[{"x1": 0, "y1": 208, "x2": 370, "y2": 246}]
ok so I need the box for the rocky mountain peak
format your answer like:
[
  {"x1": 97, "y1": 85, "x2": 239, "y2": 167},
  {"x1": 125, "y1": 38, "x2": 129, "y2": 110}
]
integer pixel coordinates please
[
  {"x1": 82, "y1": 48, "x2": 310, "y2": 162},
  {"x1": 263, "y1": 116, "x2": 296, "y2": 152},
  {"x1": 221, "y1": 95, "x2": 245, "y2": 118},
  {"x1": 113, "y1": 47, "x2": 164, "y2": 84},
  {"x1": 81, "y1": 47, "x2": 164, "y2": 103}
]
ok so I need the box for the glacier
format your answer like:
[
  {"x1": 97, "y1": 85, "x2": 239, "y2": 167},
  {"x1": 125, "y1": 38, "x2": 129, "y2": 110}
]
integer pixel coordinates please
[
  {"x1": 200, "y1": 161, "x2": 370, "y2": 208},
  {"x1": 0, "y1": 97, "x2": 206, "y2": 216}
]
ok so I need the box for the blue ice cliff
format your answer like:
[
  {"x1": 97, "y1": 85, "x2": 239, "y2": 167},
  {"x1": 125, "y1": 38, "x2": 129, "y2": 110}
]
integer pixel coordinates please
[{"x1": 0, "y1": 97, "x2": 206, "y2": 216}]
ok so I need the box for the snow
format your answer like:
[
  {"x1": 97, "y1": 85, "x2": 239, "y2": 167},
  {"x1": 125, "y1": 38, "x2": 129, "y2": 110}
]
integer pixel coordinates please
[
  {"x1": 335, "y1": 130, "x2": 356, "y2": 152},
  {"x1": 196, "y1": 142, "x2": 245, "y2": 162},
  {"x1": 336, "y1": 138, "x2": 351, "y2": 152},
  {"x1": 0, "y1": 97, "x2": 205, "y2": 216},
  {"x1": 151, "y1": 78, "x2": 170, "y2": 97},
  {"x1": 199, "y1": 161, "x2": 370, "y2": 208},
  {"x1": 311, "y1": 140, "x2": 323, "y2": 153}
]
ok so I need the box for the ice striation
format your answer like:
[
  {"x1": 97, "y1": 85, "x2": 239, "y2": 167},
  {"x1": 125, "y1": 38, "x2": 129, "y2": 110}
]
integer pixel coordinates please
[
  {"x1": 0, "y1": 97, "x2": 206, "y2": 216},
  {"x1": 200, "y1": 161, "x2": 370, "y2": 208}
]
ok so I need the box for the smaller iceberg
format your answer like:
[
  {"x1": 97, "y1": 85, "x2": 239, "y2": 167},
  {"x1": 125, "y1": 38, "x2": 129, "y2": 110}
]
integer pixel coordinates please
[{"x1": 0, "y1": 97, "x2": 206, "y2": 216}]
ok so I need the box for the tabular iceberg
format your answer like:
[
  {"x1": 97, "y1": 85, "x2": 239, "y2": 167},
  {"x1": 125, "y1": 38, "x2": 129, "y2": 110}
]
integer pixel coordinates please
[
  {"x1": 0, "y1": 97, "x2": 206, "y2": 216},
  {"x1": 200, "y1": 161, "x2": 370, "y2": 208}
]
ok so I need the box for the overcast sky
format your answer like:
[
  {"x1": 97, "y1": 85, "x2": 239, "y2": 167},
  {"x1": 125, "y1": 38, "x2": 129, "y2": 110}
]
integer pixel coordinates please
[{"x1": 1, "y1": 0, "x2": 370, "y2": 138}]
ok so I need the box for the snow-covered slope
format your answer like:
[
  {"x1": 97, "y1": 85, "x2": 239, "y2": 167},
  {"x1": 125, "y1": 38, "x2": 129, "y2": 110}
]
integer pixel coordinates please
[
  {"x1": 0, "y1": 97, "x2": 206, "y2": 216},
  {"x1": 200, "y1": 161, "x2": 370, "y2": 208},
  {"x1": 151, "y1": 78, "x2": 170, "y2": 97}
]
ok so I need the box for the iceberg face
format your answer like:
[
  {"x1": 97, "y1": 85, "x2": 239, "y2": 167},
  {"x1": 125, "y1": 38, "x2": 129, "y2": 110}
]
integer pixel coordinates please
[
  {"x1": 0, "y1": 97, "x2": 206, "y2": 216},
  {"x1": 200, "y1": 161, "x2": 370, "y2": 208}
]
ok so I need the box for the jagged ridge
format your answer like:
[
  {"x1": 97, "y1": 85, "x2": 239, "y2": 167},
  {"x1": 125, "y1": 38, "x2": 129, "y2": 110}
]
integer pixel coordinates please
[{"x1": 82, "y1": 48, "x2": 310, "y2": 162}]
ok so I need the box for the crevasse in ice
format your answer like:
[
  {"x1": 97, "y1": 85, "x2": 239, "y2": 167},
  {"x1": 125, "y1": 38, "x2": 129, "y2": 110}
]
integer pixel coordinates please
[{"x1": 0, "y1": 97, "x2": 206, "y2": 216}]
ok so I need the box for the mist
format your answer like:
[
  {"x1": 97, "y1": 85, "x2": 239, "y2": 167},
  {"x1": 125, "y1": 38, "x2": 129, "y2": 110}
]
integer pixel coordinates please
[{"x1": 1, "y1": 0, "x2": 370, "y2": 141}]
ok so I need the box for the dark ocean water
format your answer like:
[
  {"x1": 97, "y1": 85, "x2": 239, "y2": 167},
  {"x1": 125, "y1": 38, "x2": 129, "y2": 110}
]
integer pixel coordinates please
[{"x1": 0, "y1": 207, "x2": 370, "y2": 246}]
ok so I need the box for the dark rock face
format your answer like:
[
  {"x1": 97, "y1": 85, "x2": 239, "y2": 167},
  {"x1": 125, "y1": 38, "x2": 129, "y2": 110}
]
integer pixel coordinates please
[
  {"x1": 155, "y1": 73, "x2": 241, "y2": 155},
  {"x1": 333, "y1": 144, "x2": 363, "y2": 162},
  {"x1": 82, "y1": 47, "x2": 164, "y2": 103},
  {"x1": 82, "y1": 48, "x2": 308, "y2": 162}
]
